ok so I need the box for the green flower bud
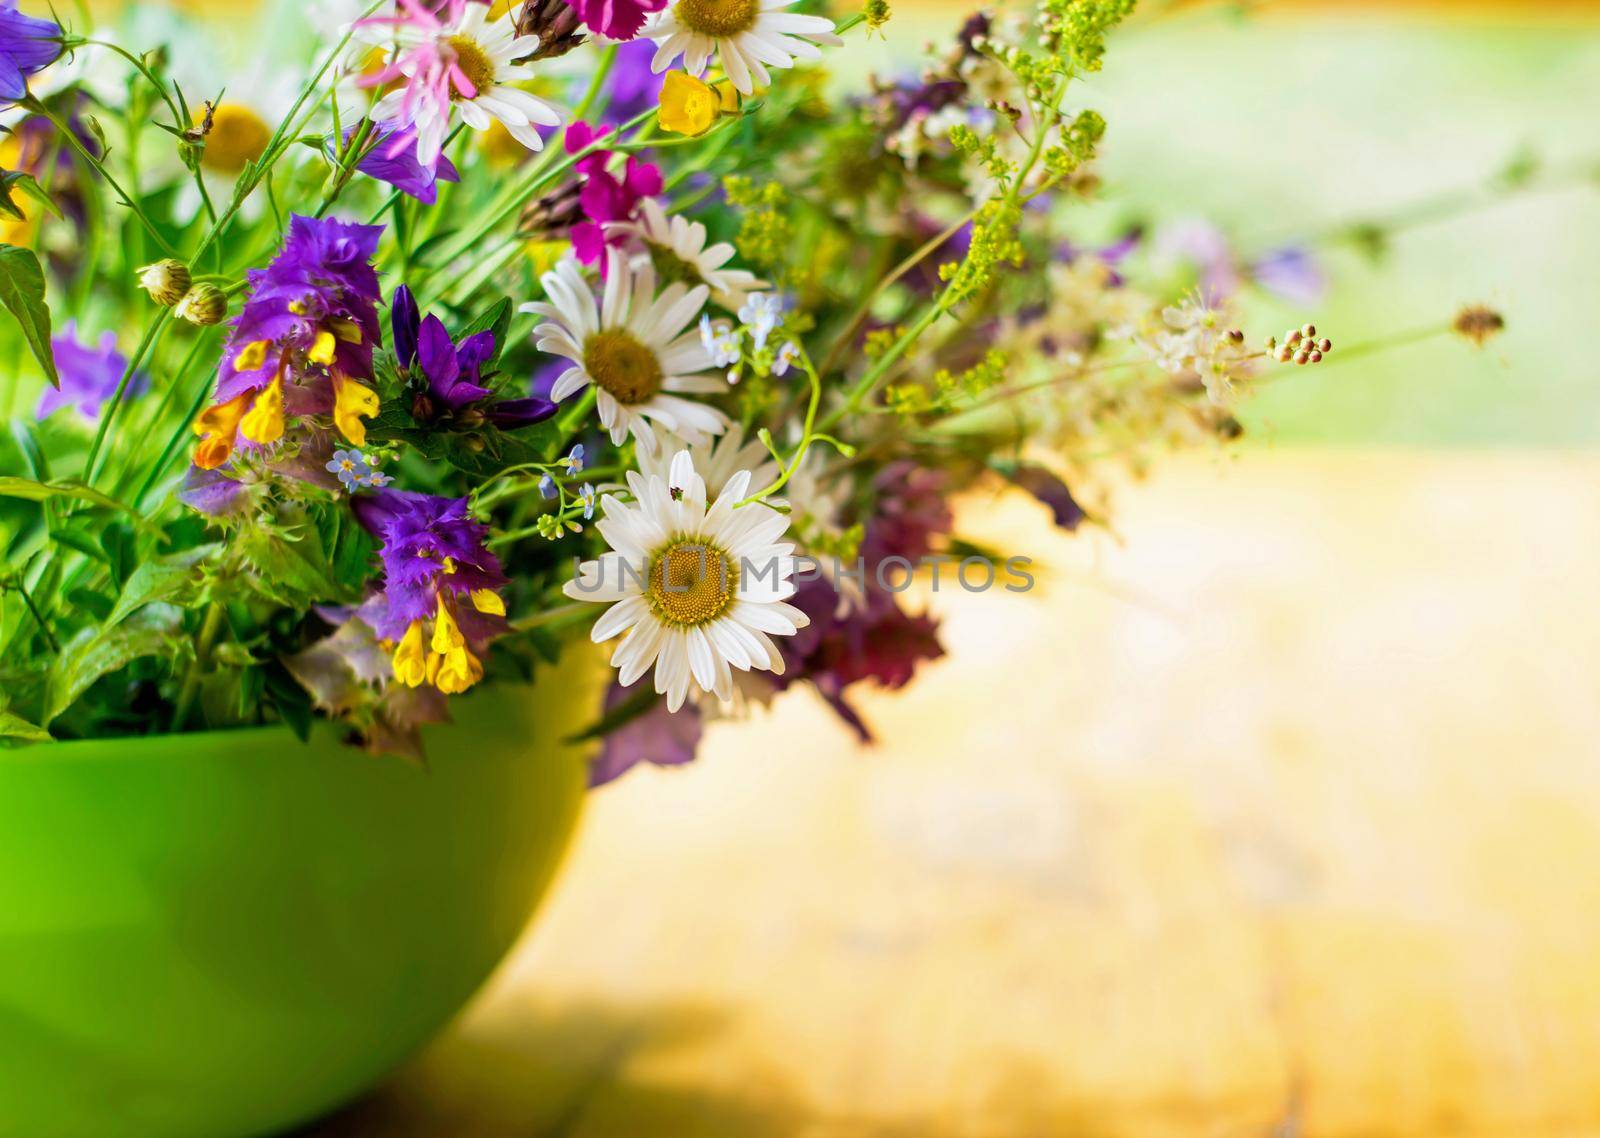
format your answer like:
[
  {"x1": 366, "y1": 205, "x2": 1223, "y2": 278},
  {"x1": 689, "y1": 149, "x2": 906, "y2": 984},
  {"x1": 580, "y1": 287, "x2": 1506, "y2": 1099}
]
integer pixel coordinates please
[
  {"x1": 175, "y1": 283, "x2": 227, "y2": 326},
  {"x1": 135, "y1": 259, "x2": 191, "y2": 307}
]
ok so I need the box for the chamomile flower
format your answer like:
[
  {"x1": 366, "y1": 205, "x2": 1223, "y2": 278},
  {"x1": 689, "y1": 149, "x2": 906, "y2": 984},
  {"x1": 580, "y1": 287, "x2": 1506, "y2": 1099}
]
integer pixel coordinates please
[
  {"x1": 361, "y1": 2, "x2": 561, "y2": 169},
  {"x1": 523, "y1": 252, "x2": 729, "y2": 456},
  {"x1": 638, "y1": 424, "x2": 780, "y2": 499},
  {"x1": 630, "y1": 197, "x2": 766, "y2": 311},
  {"x1": 645, "y1": 0, "x2": 840, "y2": 97},
  {"x1": 564, "y1": 449, "x2": 809, "y2": 711}
]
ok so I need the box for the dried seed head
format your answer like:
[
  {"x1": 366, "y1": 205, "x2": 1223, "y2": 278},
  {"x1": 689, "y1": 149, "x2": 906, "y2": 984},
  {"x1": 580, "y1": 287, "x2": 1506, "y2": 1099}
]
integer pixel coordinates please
[{"x1": 512, "y1": 0, "x2": 587, "y2": 61}]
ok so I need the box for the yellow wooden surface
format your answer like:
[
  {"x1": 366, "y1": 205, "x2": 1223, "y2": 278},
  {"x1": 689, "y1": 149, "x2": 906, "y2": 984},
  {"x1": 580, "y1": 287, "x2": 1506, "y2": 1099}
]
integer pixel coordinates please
[{"x1": 308, "y1": 451, "x2": 1600, "y2": 1138}]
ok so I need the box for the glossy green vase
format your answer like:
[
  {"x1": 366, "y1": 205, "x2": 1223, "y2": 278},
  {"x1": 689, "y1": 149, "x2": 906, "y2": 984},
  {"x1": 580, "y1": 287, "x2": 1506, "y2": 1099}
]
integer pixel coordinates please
[{"x1": 0, "y1": 644, "x2": 603, "y2": 1138}]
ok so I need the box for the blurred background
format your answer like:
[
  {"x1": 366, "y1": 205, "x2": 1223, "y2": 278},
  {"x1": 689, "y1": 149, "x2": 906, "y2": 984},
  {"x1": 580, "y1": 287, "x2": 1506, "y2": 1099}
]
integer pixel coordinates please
[{"x1": 99, "y1": 0, "x2": 1600, "y2": 1133}]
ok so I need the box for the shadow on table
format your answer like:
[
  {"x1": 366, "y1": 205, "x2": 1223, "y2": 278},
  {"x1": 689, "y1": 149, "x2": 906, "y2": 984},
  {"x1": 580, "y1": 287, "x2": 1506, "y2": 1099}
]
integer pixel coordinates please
[{"x1": 294, "y1": 997, "x2": 1128, "y2": 1137}]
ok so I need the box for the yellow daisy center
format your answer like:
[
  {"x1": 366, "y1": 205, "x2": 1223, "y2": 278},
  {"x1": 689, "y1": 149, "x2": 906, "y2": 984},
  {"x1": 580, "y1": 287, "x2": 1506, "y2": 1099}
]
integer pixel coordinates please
[
  {"x1": 199, "y1": 104, "x2": 272, "y2": 174},
  {"x1": 447, "y1": 35, "x2": 497, "y2": 98},
  {"x1": 648, "y1": 541, "x2": 738, "y2": 627},
  {"x1": 583, "y1": 329, "x2": 663, "y2": 405},
  {"x1": 674, "y1": 0, "x2": 758, "y2": 38}
]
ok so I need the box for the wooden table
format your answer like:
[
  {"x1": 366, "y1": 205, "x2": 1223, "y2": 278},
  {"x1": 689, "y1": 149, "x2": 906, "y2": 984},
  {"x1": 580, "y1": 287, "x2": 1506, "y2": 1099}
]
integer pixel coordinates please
[{"x1": 309, "y1": 452, "x2": 1600, "y2": 1137}]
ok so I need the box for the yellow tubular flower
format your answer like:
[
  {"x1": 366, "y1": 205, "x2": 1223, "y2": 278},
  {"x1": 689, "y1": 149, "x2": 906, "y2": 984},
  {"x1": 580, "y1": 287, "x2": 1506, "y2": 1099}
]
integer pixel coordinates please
[
  {"x1": 191, "y1": 392, "x2": 252, "y2": 470},
  {"x1": 431, "y1": 595, "x2": 465, "y2": 655},
  {"x1": 471, "y1": 589, "x2": 506, "y2": 616},
  {"x1": 237, "y1": 377, "x2": 286, "y2": 445},
  {"x1": 658, "y1": 71, "x2": 720, "y2": 137},
  {"x1": 392, "y1": 622, "x2": 429, "y2": 687},
  {"x1": 308, "y1": 329, "x2": 338, "y2": 365},
  {"x1": 433, "y1": 646, "x2": 483, "y2": 694},
  {"x1": 331, "y1": 373, "x2": 380, "y2": 445}
]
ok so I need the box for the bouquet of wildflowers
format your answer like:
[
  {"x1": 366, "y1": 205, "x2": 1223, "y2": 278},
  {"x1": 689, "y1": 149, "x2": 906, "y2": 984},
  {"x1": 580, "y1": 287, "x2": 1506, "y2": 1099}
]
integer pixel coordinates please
[{"x1": 0, "y1": 0, "x2": 1497, "y2": 778}]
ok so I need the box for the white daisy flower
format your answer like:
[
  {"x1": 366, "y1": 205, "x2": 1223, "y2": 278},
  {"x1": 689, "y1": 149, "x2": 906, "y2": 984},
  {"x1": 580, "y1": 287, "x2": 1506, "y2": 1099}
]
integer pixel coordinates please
[
  {"x1": 637, "y1": 424, "x2": 781, "y2": 498},
  {"x1": 627, "y1": 197, "x2": 767, "y2": 311},
  {"x1": 564, "y1": 449, "x2": 810, "y2": 711},
  {"x1": 523, "y1": 253, "x2": 731, "y2": 456},
  {"x1": 364, "y1": 3, "x2": 562, "y2": 167},
  {"x1": 645, "y1": 0, "x2": 841, "y2": 97}
]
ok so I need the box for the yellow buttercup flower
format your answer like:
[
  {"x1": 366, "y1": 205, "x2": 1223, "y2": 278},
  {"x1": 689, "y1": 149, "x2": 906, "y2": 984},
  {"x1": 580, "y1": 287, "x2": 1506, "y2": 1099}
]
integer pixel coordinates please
[
  {"x1": 331, "y1": 373, "x2": 380, "y2": 446},
  {"x1": 658, "y1": 71, "x2": 722, "y2": 137}
]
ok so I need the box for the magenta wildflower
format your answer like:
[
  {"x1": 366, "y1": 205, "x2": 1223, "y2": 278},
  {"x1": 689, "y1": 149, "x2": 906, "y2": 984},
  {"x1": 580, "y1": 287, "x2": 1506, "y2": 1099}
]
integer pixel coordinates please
[
  {"x1": 565, "y1": 121, "x2": 662, "y2": 271},
  {"x1": 566, "y1": 0, "x2": 667, "y2": 42}
]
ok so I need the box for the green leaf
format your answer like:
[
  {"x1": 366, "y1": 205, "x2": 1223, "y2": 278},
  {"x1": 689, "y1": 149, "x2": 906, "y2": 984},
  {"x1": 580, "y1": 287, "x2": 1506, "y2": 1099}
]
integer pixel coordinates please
[
  {"x1": 8, "y1": 420, "x2": 49, "y2": 482},
  {"x1": 0, "y1": 170, "x2": 61, "y2": 224},
  {"x1": 0, "y1": 476, "x2": 132, "y2": 513},
  {"x1": 457, "y1": 296, "x2": 513, "y2": 369},
  {"x1": 65, "y1": 587, "x2": 115, "y2": 622},
  {"x1": 0, "y1": 708, "x2": 52, "y2": 743},
  {"x1": 106, "y1": 548, "x2": 216, "y2": 627},
  {"x1": 44, "y1": 608, "x2": 181, "y2": 726},
  {"x1": 236, "y1": 526, "x2": 340, "y2": 606},
  {"x1": 49, "y1": 526, "x2": 111, "y2": 563},
  {"x1": 0, "y1": 245, "x2": 57, "y2": 387}
]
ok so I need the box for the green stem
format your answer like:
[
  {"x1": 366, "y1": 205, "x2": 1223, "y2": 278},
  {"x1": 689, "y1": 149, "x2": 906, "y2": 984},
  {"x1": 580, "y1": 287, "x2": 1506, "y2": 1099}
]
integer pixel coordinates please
[
  {"x1": 740, "y1": 352, "x2": 824, "y2": 505},
  {"x1": 13, "y1": 577, "x2": 60, "y2": 652},
  {"x1": 25, "y1": 98, "x2": 178, "y2": 257},
  {"x1": 509, "y1": 601, "x2": 593, "y2": 633},
  {"x1": 170, "y1": 601, "x2": 224, "y2": 732},
  {"x1": 83, "y1": 312, "x2": 169, "y2": 487},
  {"x1": 819, "y1": 72, "x2": 1070, "y2": 431},
  {"x1": 133, "y1": 334, "x2": 224, "y2": 511},
  {"x1": 188, "y1": 1, "x2": 381, "y2": 267}
]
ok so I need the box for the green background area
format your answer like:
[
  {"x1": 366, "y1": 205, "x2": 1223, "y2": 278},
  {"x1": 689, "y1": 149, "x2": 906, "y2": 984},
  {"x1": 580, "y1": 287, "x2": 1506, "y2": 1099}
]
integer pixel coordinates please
[{"x1": 841, "y1": 9, "x2": 1600, "y2": 446}]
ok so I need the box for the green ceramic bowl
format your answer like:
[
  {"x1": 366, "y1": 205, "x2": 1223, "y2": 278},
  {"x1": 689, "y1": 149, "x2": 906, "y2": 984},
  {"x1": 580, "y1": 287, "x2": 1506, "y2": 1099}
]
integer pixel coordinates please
[{"x1": 0, "y1": 645, "x2": 603, "y2": 1138}]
